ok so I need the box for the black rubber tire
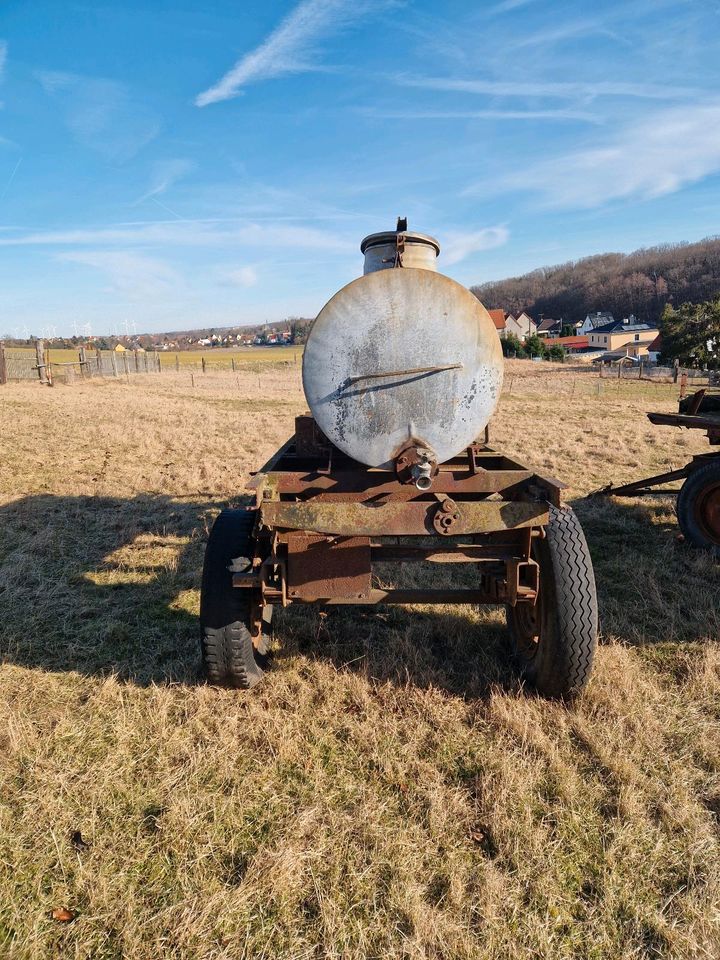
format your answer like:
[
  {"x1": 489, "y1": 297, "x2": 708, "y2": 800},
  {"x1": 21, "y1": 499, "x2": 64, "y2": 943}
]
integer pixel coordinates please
[
  {"x1": 676, "y1": 462, "x2": 720, "y2": 558},
  {"x1": 200, "y1": 509, "x2": 266, "y2": 689},
  {"x1": 506, "y1": 505, "x2": 598, "y2": 699}
]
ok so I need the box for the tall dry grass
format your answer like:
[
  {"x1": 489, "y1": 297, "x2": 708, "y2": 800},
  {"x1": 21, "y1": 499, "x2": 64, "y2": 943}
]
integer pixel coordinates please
[{"x1": 0, "y1": 362, "x2": 718, "y2": 959}]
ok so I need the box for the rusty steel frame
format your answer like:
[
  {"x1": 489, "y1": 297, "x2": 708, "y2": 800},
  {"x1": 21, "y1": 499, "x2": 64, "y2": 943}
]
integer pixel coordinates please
[
  {"x1": 598, "y1": 389, "x2": 720, "y2": 497},
  {"x1": 237, "y1": 415, "x2": 563, "y2": 613}
]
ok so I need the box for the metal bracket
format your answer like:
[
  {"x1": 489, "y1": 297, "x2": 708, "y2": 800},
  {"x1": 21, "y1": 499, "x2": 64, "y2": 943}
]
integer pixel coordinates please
[
  {"x1": 506, "y1": 558, "x2": 540, "y2": 606},
  {"x1": 432, "y1": 497, "x2": 462, "y2": 535}
]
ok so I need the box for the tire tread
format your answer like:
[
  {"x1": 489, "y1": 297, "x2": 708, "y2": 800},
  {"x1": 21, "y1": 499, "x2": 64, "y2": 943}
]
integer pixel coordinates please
[
  {"x1": 200, "y1": 509, "x2": 264, "y2": 689},
  {"x1": 544, "y1": 505, "x2": 598, "y2": 697}
]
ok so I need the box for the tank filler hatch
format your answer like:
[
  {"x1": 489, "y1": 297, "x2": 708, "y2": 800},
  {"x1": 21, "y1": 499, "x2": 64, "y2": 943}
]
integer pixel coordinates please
[{"x1": 360, "y1": 217, "x2": 440, "y2": 275}]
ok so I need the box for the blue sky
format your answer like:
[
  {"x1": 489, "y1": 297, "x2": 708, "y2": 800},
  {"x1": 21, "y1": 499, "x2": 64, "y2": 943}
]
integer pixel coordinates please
[{"x1": 1, "y1": 0, "x2": 720, "y2": 337}]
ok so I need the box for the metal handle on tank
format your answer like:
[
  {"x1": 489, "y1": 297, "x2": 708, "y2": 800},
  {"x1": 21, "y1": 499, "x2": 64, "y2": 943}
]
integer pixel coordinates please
[{"x1": 347, "y1": 362, "x2": 463, "y2": 385}]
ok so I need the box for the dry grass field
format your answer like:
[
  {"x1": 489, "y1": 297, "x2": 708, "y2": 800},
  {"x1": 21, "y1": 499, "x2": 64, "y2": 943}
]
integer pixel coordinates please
[
  {"x1": 0, "y1": 361, "x2": 718, "y2": 959},
  {"x1": 157, "y1": 347, "x2": 303, "y2": 369},
  {"x1": 6, "y1": 345, "x2": 303, "y2": 370}
]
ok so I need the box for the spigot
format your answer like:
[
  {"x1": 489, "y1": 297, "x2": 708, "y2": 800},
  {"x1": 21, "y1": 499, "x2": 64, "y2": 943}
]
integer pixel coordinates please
[{"x1": 411, "y1": 461, "x2": 433, "y2": 490}]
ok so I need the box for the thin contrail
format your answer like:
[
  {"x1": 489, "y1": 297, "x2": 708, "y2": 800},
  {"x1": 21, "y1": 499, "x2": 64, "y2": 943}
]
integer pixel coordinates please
[
  {"x1": 151, "y1": 195, "x2": 185, "y2": 220},
  {"x1": 0, "y1": 156, "x2": 22, "y2": 203}
]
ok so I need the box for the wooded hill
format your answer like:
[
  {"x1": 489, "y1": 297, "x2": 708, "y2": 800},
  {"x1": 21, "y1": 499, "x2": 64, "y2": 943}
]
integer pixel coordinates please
[{"x1": 471, "y1": 236, "x2": 720, "y2": 326}]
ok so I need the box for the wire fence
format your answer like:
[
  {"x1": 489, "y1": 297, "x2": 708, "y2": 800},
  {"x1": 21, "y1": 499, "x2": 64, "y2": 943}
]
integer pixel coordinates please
[
  {"x1": 1, "y1": 342, "x2": 716, "y2": 400},
  {"x1": 0, "y1": 344, "x2": 162, "y2": 384}
]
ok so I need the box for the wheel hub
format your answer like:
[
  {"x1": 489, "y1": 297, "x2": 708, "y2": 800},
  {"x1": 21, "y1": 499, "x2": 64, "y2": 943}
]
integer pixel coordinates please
[
  {"x1": 695, "y1": 481, "x2": 720, "y2": 544},
  {"x1": 512, "y1": 597, "x2": 541, "y2": 660}
]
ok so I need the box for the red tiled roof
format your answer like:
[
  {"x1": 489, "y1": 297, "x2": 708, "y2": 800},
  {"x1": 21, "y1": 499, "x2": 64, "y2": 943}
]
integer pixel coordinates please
[
  {"x1": 553, "y1": 335, "x2": 589, "y2": 348},
  {"x1": 487, "y1": 309, "x2": 506, "y2": 331},
  {"x1": 648, "y1": 333, "x2": 662, "y2": 352}
]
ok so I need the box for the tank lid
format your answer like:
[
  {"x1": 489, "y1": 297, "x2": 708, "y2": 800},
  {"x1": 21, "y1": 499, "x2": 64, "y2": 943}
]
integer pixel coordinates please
[{"x1": 360, "y1": 217, "x2": 440, "y2": 256}]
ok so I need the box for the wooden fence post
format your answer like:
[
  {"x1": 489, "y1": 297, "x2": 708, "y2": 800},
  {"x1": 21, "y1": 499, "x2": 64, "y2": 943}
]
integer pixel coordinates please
[
  {"x1": 0, "y1": 341, "x2": 6, "y2": 385},
  {"x1": 123, "y1": 352, "x2": 130, "y2": 380},
  {"x1": 79, "y1": 346, "x2": 87, "y2": 378},
  {"x1": 111, "y1": 351, "x2": 118, "y2": 377},
  {"x1": 231, "y1": 356, "x2": 236, "y2": 372},
  {"x1": 679, "y1": 371, "x2": 688, "y2": 399},
  {"x1": 46, "y1": 347, "x2": 54, "y2": 386},
  {"x1": 134, "y1": 350, "x2": 140, "y2": 373},
  {"x1": 175, "y1": 353, "x2": 180, "y2": 372},
  {"x1": 96, "y1": 347, "x2": 104, "y2": 377},
  {"x1": 202, "y1": 356, "x2": 206, "y2": 374},
  {"x1": 36, "y1": 339, "x2": 50, "y2": 385}
]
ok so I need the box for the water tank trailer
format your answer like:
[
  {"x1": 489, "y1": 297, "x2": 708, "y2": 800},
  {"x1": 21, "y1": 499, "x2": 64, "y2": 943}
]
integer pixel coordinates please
[{"x1": 200, "y1": 220, "x2": 598, "y2": 698}]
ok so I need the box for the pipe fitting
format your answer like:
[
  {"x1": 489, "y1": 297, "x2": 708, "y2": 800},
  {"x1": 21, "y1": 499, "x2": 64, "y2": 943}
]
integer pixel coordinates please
[{"x1": 411, "y1": 461, "x2": 434, "y2": 490}]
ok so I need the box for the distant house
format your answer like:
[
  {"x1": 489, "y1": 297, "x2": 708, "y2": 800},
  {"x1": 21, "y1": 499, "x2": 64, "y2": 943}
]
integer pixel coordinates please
[
  {"x1": 552, "y1": 335, "x2": 590, "y2": 354},
  {"x1": 487, "y1": 309, "x2": 507, "y2": 336},
  {"x1": 506, "y1": 311, "x2": 537, "y2": 341},
  {"x1": 536, "y1": 317, "x2": 562, "y2": 338},
  {"x1": 486, "y1": 309, "x2": 538, "y2": 341},
  {"x1": 577, "y1": 311, "x2": 616, "y2": 335},
  {"x1": 588, "y1": 319, "x2": 660, "y2": 360},
  {"x1": 647, "y1": 333, "x2": 662, "y2": 363},
  {"x1": 114, "y1": 343, "x2": 127, "y2": 353}
]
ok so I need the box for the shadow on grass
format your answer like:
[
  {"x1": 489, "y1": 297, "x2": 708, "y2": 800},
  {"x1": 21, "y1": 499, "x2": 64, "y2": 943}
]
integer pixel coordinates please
[
  {"x1": 573, "y1": 494, "x2": 719, "y2": 645},
  {"x1": 0, "y1": 494, "x2": 515, "y2": 695},
  {"x1": 0, "y1": 494, "x2": 216, "y2": 685},
  {"x1": 275, "y1": 604, "x2": 513, "y2": 700},
  {"x1": 1, "y1": 493, "x2": 715, "y2": 692}
]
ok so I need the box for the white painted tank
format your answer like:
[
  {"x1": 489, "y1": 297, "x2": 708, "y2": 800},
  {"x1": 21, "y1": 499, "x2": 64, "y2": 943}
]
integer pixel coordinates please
[{"x1": 302, "y1": 223, "x2": 504, "y2": 469}]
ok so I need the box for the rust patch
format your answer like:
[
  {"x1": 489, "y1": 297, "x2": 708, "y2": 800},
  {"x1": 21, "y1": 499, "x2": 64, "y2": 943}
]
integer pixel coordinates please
[
  {"x1": 286, "y1": 534, "x2": 371, "y2": 600},
  {"x1": 261, "y1": 500, "x2": 548, "y2": 536}
]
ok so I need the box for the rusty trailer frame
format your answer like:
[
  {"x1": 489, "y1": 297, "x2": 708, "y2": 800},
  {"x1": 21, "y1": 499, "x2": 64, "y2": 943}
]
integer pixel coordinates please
[
  {"x1": 236, "y1": 415, "x2": 564, "y2": 631},
  {"x1": 596, "y1": 387, "x2": 720, "y2": 560},
  {"x1": 597, "y1": 388, "x2": 720, "y2": 497}
]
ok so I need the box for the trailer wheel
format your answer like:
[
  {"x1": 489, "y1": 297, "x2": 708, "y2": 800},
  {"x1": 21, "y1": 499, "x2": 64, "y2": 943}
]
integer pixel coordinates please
[
  {"x1": 677, "y1": 461, "x2": 720, "y2": 558},
  {"x1": 506, "y1": 505, "x2": 598, "y2": 699},
  {"x1": 200, "y1": 509, "x2": 267, "y2": 689}
]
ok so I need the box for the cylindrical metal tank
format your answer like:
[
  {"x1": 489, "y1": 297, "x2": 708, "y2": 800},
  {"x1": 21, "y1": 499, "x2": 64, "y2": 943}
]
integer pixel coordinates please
[{"x1": 302, "y1": 224, "x2": 503, "y2": 470}]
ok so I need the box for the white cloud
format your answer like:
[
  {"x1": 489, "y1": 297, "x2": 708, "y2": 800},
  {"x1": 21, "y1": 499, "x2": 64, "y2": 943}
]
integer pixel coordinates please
[
  {"x1": 135, "y1": 159, "x2": 194, "y2": 204},
  {"x1": 510, "y1": 18, "x2": 621, "y2": 50},
  {"x1": 0, "y1": 216, "x2": 508, "y2": 269},
  {"x1": 195, "y1": 0, "x2": 394, "y2": 106},
  {"x1": 221, "y1": 265, "x2": 258, "y2": 287},
  {"x1": 0, "y1": 40, "x2": 7, "y2": 109},
  {"x1": 490, "y1": 0, "x2": 538, "y2": 12},
  {"x1": 0, "y1": 218, "x2": 343, "y2": 251},
  {"x1": 37, "y1": 70, "x2": 160, "y2": 162},
  {"x1": 396, "y1": 74, "x2": 701, "y2": 102},
  {"x1": 485, "y1": 102, "x2": 720, "y2": 208},
  {"x1": 57, "y1": 250, "x2": 182, "y2": 300},
  {"x1": 442, "y1": 226, "x2": 509, "y2": 265},
  {"x1": 359, "y1": 107, "x2": 602, "y2": 124}
]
